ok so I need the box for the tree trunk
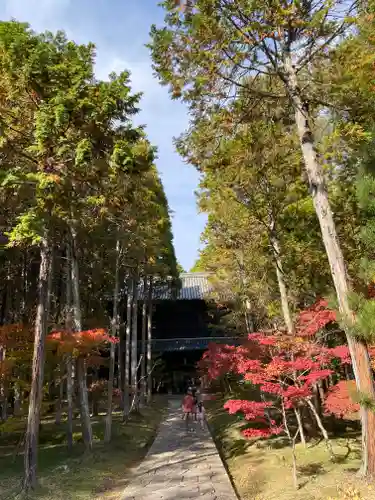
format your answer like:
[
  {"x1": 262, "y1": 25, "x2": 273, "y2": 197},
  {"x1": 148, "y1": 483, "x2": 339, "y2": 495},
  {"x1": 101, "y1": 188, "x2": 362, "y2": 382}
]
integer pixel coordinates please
[
  {"x1": 0, "y1": 346, "x2": 7, "y2": 421},
  {"x1": 55, "y1": 365, "x2": 64, "y2": 425},
  {"x1": 76, "y1": 357, "x2": 92, "y2": 447},
  {"x1": 147, "y1": 277, "x2": 153, "y2": 403},
  {"x1": 14, "y1": 379, "x2": 22, "y2": 416},
  {"x1": 23, "y1": 237, "x2": 53, "y2": 491},
  {"x1": 65, "y1": 242, "x2": 74, "y2": 450},
  {"x1": 1, "y1": 381, "x2": 8, "y2": 421},
  {"x1": 5, "y1": 263, "x2": 12, "y2": 323},
  {"x1": 70, "y1": 226, "x2": 92, "y2": 451},
  {"x1": 118, "y1": 306, "x2": 125, "y2": 408},
  {"x1": 318, "y1": 380, "x2": 325, "y2": 404},
  {"x1": 312, "y1": 383, "x2": 322, "y2": 417},
  {"x1": 294, "y1": 407, "x2": 306, "y2": 447},
  {"x1": 141, "y1": 276, "x2": 148, "y2": 404},
  {"x1": 104, "y1": 342, "x2": 115, "y2": 415},
  {"x1": 244, "y1": 299, "x2": 254, "y2": 333},
  {"x1": 269, "y1": 229, "x2": 294, "y2": 335},
  {"x1": 131, "y1": 275, "x2": 139, "y2": 410},
  {"x1": 92, "y1": 397, "x2": 99, "y2": 417},
  {"x1": 284, "y1": 53, "x2": 375, "y2": 475},
  {"x1": 282, "y1": 400, "x2": 299, "y2": 489},
  {"x1": 66, "y1": 356, "x2": 74, "y2": 449},
  {"x1": 123, "y1": 277, "x2": 133, "y2": 418},
  {"x1": 307, "y1": 399, "x2": 334, "y2": 459},
  {"x1": 291, "y1": 434, "x2": 299, "y2": 490},
  {"x1": 236, "y1": 249, "x2": 254, "y2": 332},
  {"x1": 0, "y1": 266, "x2": 11, "y2": 418},
  {"x1": 0, "y1": 281, "x2": 7, "y2": 325},
  {"x1": 105, "y1": 239, "x2": 120, "y2": 443},
  {"x1": 21, "y1": 252, "x2": 28, "y2": 324}
]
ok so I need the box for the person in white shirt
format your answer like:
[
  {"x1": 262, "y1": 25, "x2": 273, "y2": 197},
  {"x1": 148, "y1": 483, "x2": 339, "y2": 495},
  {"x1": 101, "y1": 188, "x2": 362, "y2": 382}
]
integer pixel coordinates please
[{"x1": 196, "y1": 401, "x2": 205, "y2": 429}]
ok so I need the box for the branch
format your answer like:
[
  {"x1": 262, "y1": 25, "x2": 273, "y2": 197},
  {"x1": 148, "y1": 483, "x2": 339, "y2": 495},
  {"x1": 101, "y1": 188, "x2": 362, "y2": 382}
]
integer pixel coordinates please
[
  {"x1": 126, "y1": 357, "x2": 161, "y2": 417},
  {"x1": 296, "y1": 15, "x2": 354, "y2": 72}
]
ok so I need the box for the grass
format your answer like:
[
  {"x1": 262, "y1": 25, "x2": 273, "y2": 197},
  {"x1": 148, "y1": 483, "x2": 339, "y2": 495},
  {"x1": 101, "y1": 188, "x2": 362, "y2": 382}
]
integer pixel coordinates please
[
  {"x1": 0, "y1": 397, "x2": 167, "y2": 500},
  {"x1": 205, "y1": 396, "x2": 375, "y2": 500}
]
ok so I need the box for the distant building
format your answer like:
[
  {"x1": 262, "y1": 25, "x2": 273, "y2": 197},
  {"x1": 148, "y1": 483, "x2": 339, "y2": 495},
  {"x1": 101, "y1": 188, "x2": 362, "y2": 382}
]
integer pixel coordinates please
[{"x1": 136, "y1": 272, "x2": 242, "y2": 393}]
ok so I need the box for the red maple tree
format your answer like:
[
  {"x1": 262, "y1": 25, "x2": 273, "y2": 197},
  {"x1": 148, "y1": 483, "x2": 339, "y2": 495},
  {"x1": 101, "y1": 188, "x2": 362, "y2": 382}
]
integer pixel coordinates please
[
  {"x1": 200, "y1": 299, "x2": 360, "y2": 441},
  {"x1": 325, "y1": 380, "x2": 360, "y2": 418},
  {"x1": 296, "y1": 299, "x2": 336, "y2": 337},
  {"x1": 201, "y1": 330, "x2": 349, "y2": 440}
]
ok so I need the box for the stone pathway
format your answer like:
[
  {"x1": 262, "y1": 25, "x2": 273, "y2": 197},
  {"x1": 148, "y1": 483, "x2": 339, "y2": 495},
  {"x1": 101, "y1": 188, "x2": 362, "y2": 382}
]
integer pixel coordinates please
[{"x1": 121, "y1": 399, "x2": 238, "y2": 500}]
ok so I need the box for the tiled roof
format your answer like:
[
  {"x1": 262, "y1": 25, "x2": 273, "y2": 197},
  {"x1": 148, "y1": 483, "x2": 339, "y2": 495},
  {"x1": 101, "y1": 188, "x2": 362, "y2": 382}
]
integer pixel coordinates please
[
  {"x1": 138, "y1": 272, "x2": 213, "y2": 301},
  {"x1": 177, "y1": 272, "x2": 213, "y2": 300}
]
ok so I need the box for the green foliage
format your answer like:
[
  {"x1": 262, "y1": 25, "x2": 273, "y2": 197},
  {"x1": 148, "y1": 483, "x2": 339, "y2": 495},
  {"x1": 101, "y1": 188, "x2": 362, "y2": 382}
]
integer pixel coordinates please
[
  {"x1": 148, "y1": 0, "x2": 365, "y2": 331},
  {"x1": 7, "y1": 211, "x2": 43, "y2": 246},
  {"x1": 315, "y1": 6, "x2": 375, "y2": 345},
  {"x1": 0, "y1": 20, "x2": 178, "y2": 400},
  {"x1": 149, "y1": 0, "x2": 356, "y2": 118},
  {"x1": 176, "y1": 81, "x2": 333, "y2": 328},
  {"x1": 0, "y1": 19, "x2": 177, "y2": 282},
  {"x1": 74, "y1": 139, "x2": 92, "y2": 167}
]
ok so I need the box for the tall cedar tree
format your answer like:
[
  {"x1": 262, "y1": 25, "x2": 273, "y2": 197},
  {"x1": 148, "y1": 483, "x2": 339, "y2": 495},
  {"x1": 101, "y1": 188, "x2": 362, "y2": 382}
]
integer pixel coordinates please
[{"x1": 0, "y1": 21, "x2": 178, "y2": 488}]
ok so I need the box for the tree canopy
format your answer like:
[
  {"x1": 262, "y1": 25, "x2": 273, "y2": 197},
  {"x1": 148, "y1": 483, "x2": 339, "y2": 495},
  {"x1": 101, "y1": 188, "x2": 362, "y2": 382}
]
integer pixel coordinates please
[
  {"x1": 0, "y1": 20, "x2": 177, "y2": 490},
  {"x1": 148, "y1": 0, "x2": 375, "y2": 478}
]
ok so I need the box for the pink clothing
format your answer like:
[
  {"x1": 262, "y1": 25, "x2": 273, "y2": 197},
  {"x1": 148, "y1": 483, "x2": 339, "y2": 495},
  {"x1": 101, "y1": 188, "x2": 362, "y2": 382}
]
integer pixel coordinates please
[{"x1": 182, "y1": 395, "x2": 194, "y2": 413}]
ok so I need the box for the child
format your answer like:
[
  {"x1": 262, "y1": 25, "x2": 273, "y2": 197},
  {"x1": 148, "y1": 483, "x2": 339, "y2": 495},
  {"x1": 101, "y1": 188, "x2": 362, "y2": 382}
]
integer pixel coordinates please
[
  {"x1": 192, "y1": 389, "x2": 198, "y2": 420},
  {"x1": 182, "y1": 390, "x2": 194, "y2": 429},
  {"x1": 196, "y1": 401, "x2": 205, "y2": 429}
]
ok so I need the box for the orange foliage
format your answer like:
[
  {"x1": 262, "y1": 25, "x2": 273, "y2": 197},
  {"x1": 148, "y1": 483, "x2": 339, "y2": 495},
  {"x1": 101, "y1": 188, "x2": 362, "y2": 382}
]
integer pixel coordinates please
[
  {"x1": 47, "y1": 328, "x2": 117, "y2": 357},
  {"x1": 0, "y1": 323, "x2": 33, "y2": 346}
]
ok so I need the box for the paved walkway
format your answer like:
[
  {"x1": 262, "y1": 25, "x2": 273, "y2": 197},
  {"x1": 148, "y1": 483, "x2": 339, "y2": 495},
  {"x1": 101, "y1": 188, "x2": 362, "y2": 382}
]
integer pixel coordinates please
[{"x1": 121, "y1": 399, "x2": 238, "y2": 500}]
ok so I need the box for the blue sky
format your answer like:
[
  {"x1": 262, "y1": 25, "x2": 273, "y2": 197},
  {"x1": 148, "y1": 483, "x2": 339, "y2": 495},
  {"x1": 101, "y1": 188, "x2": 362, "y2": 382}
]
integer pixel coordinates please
[{"x1": 0, "y1": 0, "x2": 206, "y2": 271}]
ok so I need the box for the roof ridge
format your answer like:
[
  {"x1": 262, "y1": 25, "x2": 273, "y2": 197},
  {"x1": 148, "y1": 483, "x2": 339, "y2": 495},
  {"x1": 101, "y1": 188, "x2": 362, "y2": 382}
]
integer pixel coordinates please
[
  {"x1": 180, "y1": 272, "x2": 213, "y2": 277},
  {"x1": 135, "y1": 271, "x2": 213, "y2": 300}
]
